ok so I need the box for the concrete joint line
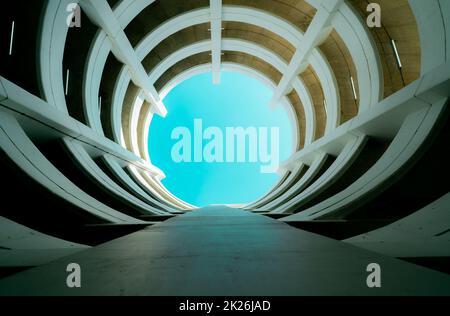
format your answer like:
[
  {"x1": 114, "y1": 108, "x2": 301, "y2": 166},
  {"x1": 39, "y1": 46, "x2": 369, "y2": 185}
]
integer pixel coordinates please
[{"x1": 0, "y1": 79, "x2": 8, "y2": 102}]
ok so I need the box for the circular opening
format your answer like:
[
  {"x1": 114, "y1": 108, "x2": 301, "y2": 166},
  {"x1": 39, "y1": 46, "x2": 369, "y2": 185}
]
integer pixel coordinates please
[{"x1": 149, "y1": 71, "x2": 295, "y2": 207}]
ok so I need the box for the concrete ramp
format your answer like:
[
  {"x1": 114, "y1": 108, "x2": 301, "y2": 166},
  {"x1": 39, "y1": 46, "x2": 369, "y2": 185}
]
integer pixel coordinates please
[{"x1": 0, "y1": 207, "x2": 449, "y2": 295}]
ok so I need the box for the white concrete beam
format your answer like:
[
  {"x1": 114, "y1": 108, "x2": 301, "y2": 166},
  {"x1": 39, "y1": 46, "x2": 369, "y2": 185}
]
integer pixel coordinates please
[
  {"x1": 269, "y1": 0, "x2": 343, "y2": 107},
  {"x1": 210, "y1": 0, "x2": 222, "y2": 84},
  {"x1": 0, "y1": 75, "x2": 165, "y2": 179},
  {"x1": 79, "y1": 0, "x2": 167, "y2": 117},
  {"x1": 280, "y1": 59, "x2": 450, "y2": 170}
]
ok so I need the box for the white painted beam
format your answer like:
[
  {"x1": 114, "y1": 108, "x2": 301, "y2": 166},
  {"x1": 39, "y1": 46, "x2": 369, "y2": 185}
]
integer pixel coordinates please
[
  {"x1": 269, "y1": 0, "x2": 343, "y2": 107},
  {"x1": 0, "y1": 75, "x2": 165, "y2": 179},
  {"x1": 210, "y1": 0, "x2": 222, "y2": 84},
  {"x1": 145, "y1": 39, "x2": 316, "y2": 147},
  {"x1": 79, "y1": 0, "x2": 167, "y2": 117},
  {"x1": 280, "y1": 59, "x2": 450, "y2": 170}
]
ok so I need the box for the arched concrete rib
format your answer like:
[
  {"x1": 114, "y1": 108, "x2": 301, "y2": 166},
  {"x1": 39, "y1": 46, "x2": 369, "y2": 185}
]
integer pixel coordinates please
[
  {"x1": 307, "y1": 0, "x2": 383, "y2": 112},
  {"x1": 125, "y1": 164, "x2": 187, "y2": 212},
  {"x1": 0, "y1": 75, "x2": 164, "y2": 179},
  {"x1": 116, "y1": 36, "x2": 318, "y2": 162},
  {"x1": 281, "y1": 98, "x2": 448, "y2": 221},
  {"x1": 127, "y1": 39, "x2": 314, "y2": 160},
  {"x1": 245, "y1": 162, "x2": 305, "y2": 209},
  {"x1": 84, "y1": 31, "x2": 111, "y2": 134},
  {"x1": 127, "y1": 53, "x2": 302, "y2": 207},
  {"x1": 100, "y1": 154, "x2": 184, "y2": 213},
  {"x1": 0, "y1": 113, "x2": 144, "y2": 224},
  {"x1": 84, "y1": 45, "x2": 191, "y2": 208},
  {"x1": 156, "y1": 61, "x2": 300, "y2": 151},
  {"x1": 109, "y1": 5, "x2": 343, "y2": 160},
  {"x1": 272, "y1": 134, "x2": 368, "y2": 214},
  {"x1": 62, "y1": 138, "x2": 173, "y2": 215},
  {"x1": 80, "y1": 4, "x2": 352, "y2": 210},
  {"x1": 132, "y1": 5, "x2": 338, "y2": 132},
  {"x1": 37, "y1": 0, "x2": 72, "y2": 114},
  {"x1": 408, "y1": 0, "x2": 450, "y2": 74},
  {"x1": 257, "y1": 152, "x2": 329, "y2": 212},
  {"x1": 139, "y1": 61, "x2": 299, "y2": 206},
  {"x1": 64, "y1": 1, "x2": 381, "y2": 209}
]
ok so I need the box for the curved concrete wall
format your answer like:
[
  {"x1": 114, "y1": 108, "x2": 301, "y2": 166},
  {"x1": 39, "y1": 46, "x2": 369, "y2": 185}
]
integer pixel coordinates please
[{"x1": 0, "y1": 0, "x2": 449, "y2": 269}]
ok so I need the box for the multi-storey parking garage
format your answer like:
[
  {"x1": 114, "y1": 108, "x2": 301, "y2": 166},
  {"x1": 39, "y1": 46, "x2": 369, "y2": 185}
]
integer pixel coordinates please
[{"x1": 0, "y1": 0, "x2": 450, "y2": 295}]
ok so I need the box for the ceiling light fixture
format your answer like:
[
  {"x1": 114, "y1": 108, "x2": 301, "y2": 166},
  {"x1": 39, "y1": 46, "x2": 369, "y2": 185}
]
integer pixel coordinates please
[{"x1": 391, "y1": 39, "x2": 403, "y2": 69}]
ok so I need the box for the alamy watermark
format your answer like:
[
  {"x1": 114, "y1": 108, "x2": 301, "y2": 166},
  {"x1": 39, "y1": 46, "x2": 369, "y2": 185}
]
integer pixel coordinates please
[
  {"x1": 170, "y1": 119, "x2": 280, "y2": 174},
  {"x1": 66, "y1": 3, "x2": 81, "y2": 28},
  {"x1": 366, "y1": 263, "x2": 381, "y2": 288},
  {"x1": 65, "y1": 2, "x2": 382, "y2": 29},
  {"x1": 366, "y1": 3, "x2": 381, "y2": 28},
  {"x1": 66, "y1": 263, "x2": 81, "y2": 288}
]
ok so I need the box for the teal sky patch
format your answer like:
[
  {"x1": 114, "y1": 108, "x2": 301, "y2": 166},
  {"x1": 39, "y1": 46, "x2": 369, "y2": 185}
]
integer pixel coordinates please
[{"x1": 149, "y1": 71, "x2": 294, "y2": 207}]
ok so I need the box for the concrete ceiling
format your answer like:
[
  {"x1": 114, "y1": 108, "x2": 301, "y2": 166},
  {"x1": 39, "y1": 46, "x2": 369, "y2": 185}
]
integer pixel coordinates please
[{"x1": 104, "y1": 0, "x2": 422, "y2": 164}]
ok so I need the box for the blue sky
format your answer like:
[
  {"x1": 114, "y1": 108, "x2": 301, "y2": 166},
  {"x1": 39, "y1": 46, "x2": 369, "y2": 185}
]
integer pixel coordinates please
[{"x1": 149, "y1": 71, "x2": 294, "y2": 207}]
